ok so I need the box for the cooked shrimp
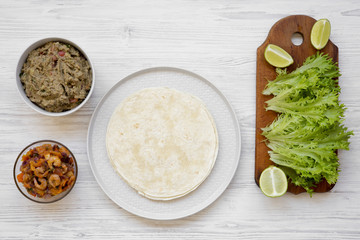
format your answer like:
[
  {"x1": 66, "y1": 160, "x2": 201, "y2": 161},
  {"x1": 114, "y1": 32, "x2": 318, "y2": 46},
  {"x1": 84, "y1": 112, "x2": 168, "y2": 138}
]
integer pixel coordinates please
[
  {"x1": 61, "y1": 163, "x2": 67, "y2": 174},
  {"x1": 66, "y1": 171, "x2": 74, "y2": 178},
  {"x1": 60, "y1": 178, "x2": 67, "y2": 188},
  {"x1": 49, "y1": 174, "x2": 61, "y2": 188},
  {"x1": 35, "y1": 144, "x2": 51, "y2": 155},
  {"x1": 23, "y1": 173, "x2": 31, "y2": 182},
  {"x1": 34, "y1": 178, "x2": 47, "y2": 190},
  {"x1": 47, "y1": 156, "x2": 61, "y2": 168},
  {"x1": 68, "y1": 175, "x2": 75, "y2": 186},
  {"x1": 30, "y1": 159, "x2": 44, "y2": 171},
  {"x1": 34, "y1": 166, "x2": 49, "y2": 178}
]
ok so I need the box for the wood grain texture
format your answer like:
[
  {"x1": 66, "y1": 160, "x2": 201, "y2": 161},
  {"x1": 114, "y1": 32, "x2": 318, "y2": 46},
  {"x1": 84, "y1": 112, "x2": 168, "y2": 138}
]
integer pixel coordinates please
[
  {"x1": 255, "y1": 15, "x2": 337, "y2": 194},
  {"x1": 1, "y1": 0, "x2": 360, "y2": 239}
]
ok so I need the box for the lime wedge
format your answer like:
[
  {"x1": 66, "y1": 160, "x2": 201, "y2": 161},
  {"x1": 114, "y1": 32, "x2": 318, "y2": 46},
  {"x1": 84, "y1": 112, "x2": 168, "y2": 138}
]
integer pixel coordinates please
[
  {"x1": 264, "y1": 44, "x2": 294, "y2": 68},
  {"x1": 259, "y1": 165, "x2": 288, "y2": 198},
  {"x1": 311, "y1": 19, "x2": 331, "y2": 50}
]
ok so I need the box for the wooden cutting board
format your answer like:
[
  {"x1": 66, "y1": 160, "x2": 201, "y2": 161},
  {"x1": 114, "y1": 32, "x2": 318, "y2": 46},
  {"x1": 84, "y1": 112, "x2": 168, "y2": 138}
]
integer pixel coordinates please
[{"x1": 255, "y1": 15, "x2": 338, "y2": 194}]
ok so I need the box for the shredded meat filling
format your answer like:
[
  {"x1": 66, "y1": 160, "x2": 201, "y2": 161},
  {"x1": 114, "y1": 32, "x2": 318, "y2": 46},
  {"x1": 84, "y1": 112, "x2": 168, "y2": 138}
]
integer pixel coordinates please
[{"x1": 20, "y1": 41, "x2": 92, "y2": 112}]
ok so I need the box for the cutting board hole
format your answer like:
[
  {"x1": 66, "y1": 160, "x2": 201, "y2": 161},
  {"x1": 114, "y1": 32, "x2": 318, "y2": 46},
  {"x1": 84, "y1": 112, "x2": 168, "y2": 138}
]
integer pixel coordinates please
[{"x1": 291, "y1": 32, "x2": 303, "y2": 46}]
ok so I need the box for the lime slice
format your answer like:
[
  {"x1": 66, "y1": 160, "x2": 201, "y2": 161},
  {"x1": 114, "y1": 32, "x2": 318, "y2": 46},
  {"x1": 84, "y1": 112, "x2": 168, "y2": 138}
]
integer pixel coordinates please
[
  {"x1": 311, "y1": 19, "x2": 331, "y2": 50},
  {"x1": 259, "y1": 165, "x2": 288, "y2": 198},
  {"x1": 264, "y1": 44, "x2": 294, "y2": 68}
]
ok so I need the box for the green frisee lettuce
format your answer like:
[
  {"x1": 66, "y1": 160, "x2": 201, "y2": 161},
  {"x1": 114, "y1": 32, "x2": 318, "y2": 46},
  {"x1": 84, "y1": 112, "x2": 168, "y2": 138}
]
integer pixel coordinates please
[{"x1": 262, "y1": 52, "x2": 353, "y2": 195}]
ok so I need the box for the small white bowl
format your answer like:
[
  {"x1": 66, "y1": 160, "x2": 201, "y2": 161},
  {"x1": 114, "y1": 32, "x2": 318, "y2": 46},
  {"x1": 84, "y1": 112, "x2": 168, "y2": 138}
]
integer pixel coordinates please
[{"x1": 16, "y1": 37, "x2": 95, "y2": 117}]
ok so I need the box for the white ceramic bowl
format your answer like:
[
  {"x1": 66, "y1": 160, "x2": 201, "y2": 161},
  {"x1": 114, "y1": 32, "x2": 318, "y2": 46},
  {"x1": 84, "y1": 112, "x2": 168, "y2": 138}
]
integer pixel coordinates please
[{"x1": 16, "y1": 37, "x2": 95, "y2": 116}]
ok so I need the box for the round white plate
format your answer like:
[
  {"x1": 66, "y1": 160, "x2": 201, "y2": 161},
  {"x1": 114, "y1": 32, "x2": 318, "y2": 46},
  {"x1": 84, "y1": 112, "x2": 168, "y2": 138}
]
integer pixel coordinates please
[{"x1": 87, "y1": 67, "x2": 241, "y2": 220}]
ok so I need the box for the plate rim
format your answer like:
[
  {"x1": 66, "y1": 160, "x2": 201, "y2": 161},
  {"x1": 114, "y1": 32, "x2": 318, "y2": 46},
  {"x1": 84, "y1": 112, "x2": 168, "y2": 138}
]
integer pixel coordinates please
[{"x1": 87, "y1": 67, "x2": 241, "y2": 220}]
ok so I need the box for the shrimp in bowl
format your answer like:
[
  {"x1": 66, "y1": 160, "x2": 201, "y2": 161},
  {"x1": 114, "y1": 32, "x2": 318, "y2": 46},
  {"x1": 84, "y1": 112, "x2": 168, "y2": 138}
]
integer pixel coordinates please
[{"x1": 14, "y1": 140, "x2": 77, "y2": 203}]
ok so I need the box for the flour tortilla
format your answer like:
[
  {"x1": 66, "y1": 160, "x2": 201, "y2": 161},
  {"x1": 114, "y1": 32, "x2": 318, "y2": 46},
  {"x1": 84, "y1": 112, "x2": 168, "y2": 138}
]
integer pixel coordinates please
[{"x1": 106, "y1": 87, "x2": 218, "y2": 200}]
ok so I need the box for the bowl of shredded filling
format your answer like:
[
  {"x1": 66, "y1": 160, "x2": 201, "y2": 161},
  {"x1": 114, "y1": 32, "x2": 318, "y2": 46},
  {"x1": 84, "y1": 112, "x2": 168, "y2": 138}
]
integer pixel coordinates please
[
  {"x1": 16, "y1": 38, "x2": 94, "y2": 116},
  {"x1": 13, "y1": 140, "x2": 78, "y2": 203}
]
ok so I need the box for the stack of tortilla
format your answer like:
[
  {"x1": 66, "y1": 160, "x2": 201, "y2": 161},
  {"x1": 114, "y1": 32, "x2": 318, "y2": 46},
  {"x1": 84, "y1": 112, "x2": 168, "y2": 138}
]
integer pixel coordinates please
[{"x1": 106, "y1": 87, "x2": 218, "y2": 200}]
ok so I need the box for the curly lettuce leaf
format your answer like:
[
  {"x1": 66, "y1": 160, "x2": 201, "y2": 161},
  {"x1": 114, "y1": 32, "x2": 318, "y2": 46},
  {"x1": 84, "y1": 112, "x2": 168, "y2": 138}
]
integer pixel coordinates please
[
  {"x1": 261, "y1": 52, "x2": 353, "y2": 195},
  {"x1": 263, "y1": 52, "x2": 340, "y2": 96}
]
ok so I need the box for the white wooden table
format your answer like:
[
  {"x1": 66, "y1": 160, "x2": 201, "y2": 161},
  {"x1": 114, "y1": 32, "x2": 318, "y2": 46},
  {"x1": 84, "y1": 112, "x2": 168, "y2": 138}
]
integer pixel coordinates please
[{"x1": 1, "y1": 1, "x2": 360, "y2": 239}]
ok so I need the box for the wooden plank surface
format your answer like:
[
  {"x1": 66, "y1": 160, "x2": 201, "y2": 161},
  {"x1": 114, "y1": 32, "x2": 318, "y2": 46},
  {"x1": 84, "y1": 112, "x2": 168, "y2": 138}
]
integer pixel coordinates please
[
  {"x1": 1, "y1": 0, "x2": 360, "y2": 239},
  {"x1": 255, "y1": 15, "x2": 337, "y2": 194}
]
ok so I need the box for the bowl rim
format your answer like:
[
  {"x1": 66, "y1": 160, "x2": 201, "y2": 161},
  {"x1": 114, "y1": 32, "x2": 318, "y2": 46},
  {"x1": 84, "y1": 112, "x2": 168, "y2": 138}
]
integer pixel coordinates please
[
  {"x1": 13, "y1": 140, "x2": 78, "y2": 203},
  {"x1": 15, "y1": 37, "x2": 95, "y2": 117}
]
